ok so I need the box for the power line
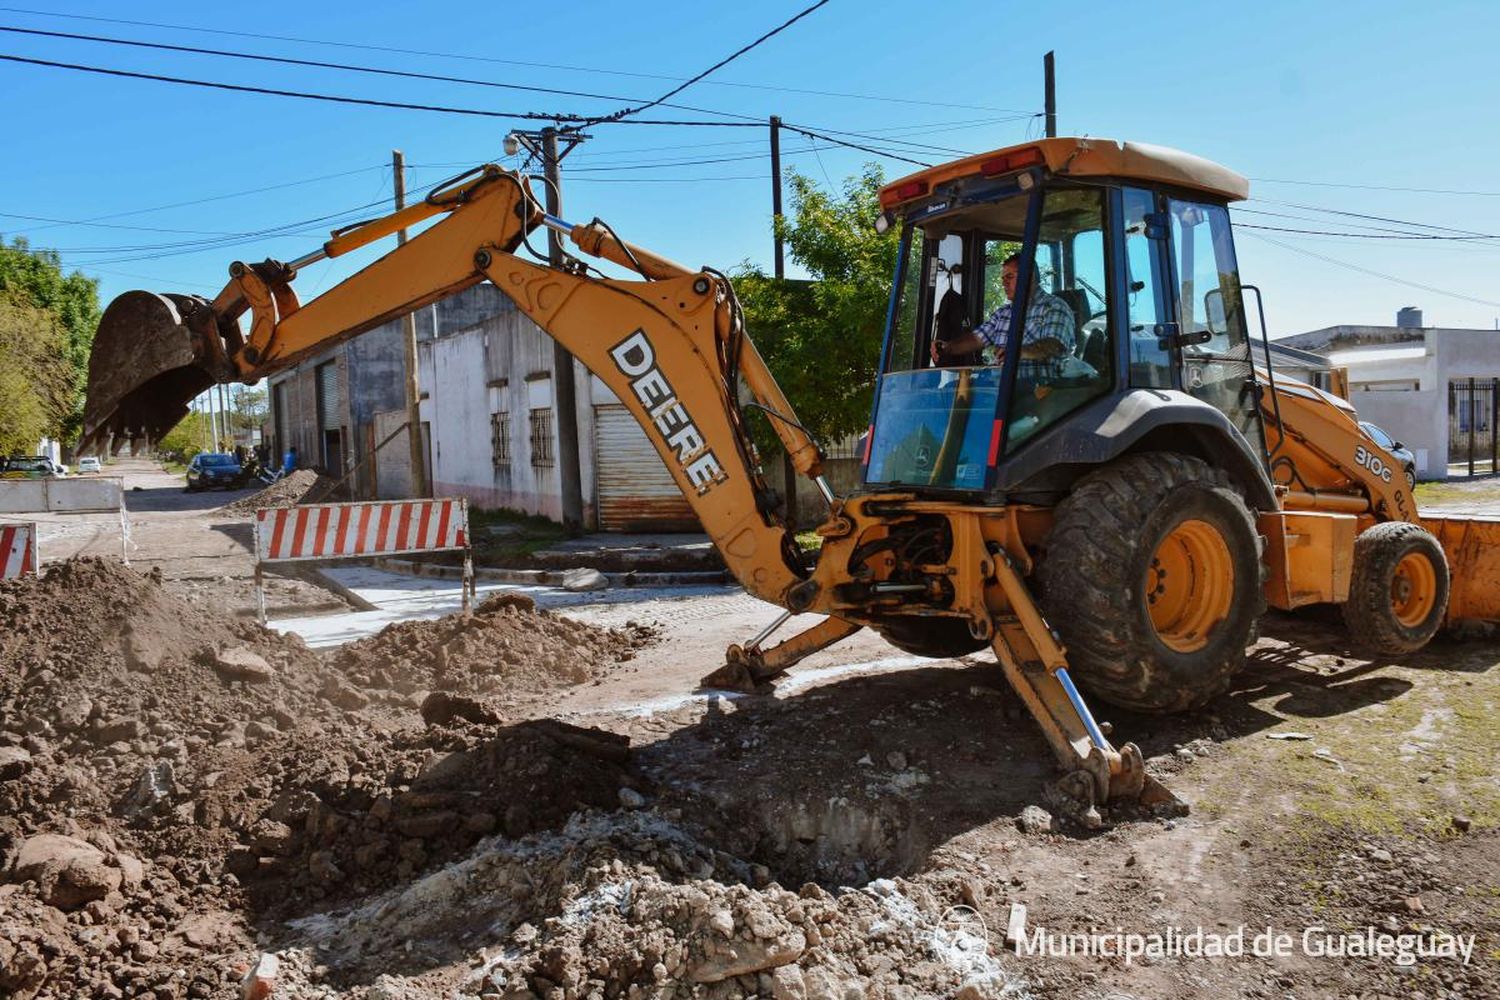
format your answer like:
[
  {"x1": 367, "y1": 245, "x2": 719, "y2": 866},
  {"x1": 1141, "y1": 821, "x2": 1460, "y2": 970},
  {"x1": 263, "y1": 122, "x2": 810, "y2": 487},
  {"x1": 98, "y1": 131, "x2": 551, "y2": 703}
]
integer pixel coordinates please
[
  {"x1": 1241, "y1": 230, "x2": 1500, "y2": 308},
  {"x1": 0, "y1": 52, "x2": 584, "y2": 119},
  {"x1": 1255, "y1": 197, "x2": 1496, "y2": 239},
  {"x1": 16, "y1": 164, "x2": 387, "y2": 232},
  {"x1": 0, "y1": 5, "x2": 1035, "y2": 113},
  {"x1": 1238, "y1": 223, "x2": 1499, "y2": 242},
  {"x1": 0, "y1": 23, "x2": 762, "y2": 123},
  {"x1": 0, "y1": 210, "x2": 239, "y2": 236},
  {"x1": 1251, "y1": 176, "x2": 1500, "y2": 198},
  {"x1": 564, "y1": 0, "x2": 831, "y2": 131},
  {"x1": 780, "y1": 123, "x2": 931, "y2": 167}
]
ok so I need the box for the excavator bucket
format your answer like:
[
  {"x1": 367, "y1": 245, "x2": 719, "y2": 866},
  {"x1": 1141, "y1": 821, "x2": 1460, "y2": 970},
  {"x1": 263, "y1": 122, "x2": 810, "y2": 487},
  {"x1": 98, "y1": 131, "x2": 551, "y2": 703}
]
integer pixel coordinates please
[
  {"x1": 80, "y1": 291, "x2": 216, "y2": 454},
  {"x1": 1423, "y1": 515, "x2": 1500, "y2": 626}
]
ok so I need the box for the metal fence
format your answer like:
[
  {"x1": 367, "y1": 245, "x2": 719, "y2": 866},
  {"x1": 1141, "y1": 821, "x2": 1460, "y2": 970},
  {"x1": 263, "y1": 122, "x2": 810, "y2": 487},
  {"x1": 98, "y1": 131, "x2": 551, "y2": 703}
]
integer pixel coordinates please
[{"x1": 1448, "y1": 378, "x2": 1498, "y2": 477}]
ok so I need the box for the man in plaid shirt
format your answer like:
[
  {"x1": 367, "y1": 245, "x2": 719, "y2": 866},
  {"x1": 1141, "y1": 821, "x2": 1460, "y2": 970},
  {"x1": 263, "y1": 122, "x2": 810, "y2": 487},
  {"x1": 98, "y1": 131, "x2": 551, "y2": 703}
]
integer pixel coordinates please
[{"x1": 933, "y1": 253, "x2": 1076, "y2": 366}]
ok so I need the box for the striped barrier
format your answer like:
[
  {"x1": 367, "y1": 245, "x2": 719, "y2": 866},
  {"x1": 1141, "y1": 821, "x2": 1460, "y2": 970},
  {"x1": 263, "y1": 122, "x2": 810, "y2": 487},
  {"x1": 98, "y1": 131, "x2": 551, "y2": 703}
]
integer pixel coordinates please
[
  {"x1": 0, "y1": 522, "x2": 37, "y2": 579},
  {"x1": 251, "y1": 498, "x2": 472, "y2": 621}
]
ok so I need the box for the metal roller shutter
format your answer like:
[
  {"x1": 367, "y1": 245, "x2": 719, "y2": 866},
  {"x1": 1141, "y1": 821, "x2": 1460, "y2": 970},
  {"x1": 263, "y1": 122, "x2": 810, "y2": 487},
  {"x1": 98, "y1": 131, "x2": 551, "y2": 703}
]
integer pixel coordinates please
[
  {"x1": 316, "y1": 361, "x2": 340, "y2": 432},
  {"x1": 593, "y1": 405, "x2": 698, "y2": 532}
]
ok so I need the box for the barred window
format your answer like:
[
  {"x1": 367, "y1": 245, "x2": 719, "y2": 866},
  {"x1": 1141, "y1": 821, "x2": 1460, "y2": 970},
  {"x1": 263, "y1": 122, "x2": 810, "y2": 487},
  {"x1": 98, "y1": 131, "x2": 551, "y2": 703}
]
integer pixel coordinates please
[
  {"x1": 529, "y1": 408, "x2": 554, "y2": 467},
  {"x1": 490, "y1": 411, "x2": 511, "y2": 469}
]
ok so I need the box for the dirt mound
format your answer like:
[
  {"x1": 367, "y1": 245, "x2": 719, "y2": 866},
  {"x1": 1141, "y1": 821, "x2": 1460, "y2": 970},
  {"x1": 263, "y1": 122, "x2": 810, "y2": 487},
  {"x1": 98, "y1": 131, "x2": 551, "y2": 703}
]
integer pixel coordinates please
[
  {"x1": 217, "y1": 468, "x2": 339, "y2": 516},
  {"x1": 235, "y1": 719, "x2": 642, "y2": 916},
  {"x1": 0, "y1": 557, "x2": 674, "y2": 1000},
  {"x1": 329, "y1": 592, "x2": 658, "y2": 715}
]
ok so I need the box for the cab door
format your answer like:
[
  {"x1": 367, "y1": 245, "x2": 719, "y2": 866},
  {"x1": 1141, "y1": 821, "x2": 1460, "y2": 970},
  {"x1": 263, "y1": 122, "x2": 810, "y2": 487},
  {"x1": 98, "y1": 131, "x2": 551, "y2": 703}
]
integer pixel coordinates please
[{"x1": 1161, "y1": 195, "x2": 1267, "y2": 457}]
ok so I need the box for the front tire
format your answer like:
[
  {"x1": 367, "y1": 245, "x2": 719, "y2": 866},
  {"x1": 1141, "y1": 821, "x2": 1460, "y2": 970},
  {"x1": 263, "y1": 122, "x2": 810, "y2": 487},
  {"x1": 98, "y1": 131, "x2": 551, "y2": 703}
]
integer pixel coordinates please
[
  {"x1": 1341, "y1": 521, "x2": 1448, "y2": 654},
  {"x1": 1039, "y1": 452, "x2": 1265, "y2": 713}
]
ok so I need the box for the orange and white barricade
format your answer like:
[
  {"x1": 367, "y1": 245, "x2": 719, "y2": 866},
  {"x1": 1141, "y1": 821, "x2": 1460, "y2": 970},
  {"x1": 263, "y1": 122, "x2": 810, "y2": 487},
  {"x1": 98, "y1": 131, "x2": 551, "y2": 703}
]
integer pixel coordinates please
[
  {"x1": 251, "y1": 498, "x2": 472, "y2": 621},
  {"x1": 0, "y1": 522, "x2": 38, "y2": 579}
]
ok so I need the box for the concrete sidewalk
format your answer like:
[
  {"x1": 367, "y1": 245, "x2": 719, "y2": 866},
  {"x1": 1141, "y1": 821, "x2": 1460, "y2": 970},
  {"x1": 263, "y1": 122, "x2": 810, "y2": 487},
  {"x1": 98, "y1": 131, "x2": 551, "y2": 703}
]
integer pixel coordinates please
[{"x1": 269, "y1": 564, "x2": 732, "y2": 649}]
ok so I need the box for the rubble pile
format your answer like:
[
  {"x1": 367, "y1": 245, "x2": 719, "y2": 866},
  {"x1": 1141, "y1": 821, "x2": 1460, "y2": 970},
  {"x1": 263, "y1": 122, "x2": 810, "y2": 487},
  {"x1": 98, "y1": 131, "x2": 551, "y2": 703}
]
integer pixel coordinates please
[
  {"x1": 329, "y1": 592, "x2": 657, "y2": 716},
  {"x1": 217, "y1": 469, "x2": 339, "y2": 516},
  {"x1": 0, "y1": 559, "x2": 664, "y2": 1000},
  {"x1": 274, "y1": 810, "x2": 1017, "y2": 999}
]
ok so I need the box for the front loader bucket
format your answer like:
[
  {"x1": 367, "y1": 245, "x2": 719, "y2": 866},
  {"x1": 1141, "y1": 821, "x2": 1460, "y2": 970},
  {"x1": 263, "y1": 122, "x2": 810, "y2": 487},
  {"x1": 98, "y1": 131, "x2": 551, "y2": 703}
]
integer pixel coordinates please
[
  {"x1": 80, "y1": 291, "x2": 215, "y2": 454},
  {"x1": 1423, "y1": 515, "x2": 1500, "y2": 627}
]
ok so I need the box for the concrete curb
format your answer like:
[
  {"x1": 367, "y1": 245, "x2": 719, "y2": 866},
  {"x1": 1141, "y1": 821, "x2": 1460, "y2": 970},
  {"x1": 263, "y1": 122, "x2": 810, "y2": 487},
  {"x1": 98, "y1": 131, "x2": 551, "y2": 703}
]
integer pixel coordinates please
[{"x1": 370, "y1": 555, "x2": 731, "y2": 588}]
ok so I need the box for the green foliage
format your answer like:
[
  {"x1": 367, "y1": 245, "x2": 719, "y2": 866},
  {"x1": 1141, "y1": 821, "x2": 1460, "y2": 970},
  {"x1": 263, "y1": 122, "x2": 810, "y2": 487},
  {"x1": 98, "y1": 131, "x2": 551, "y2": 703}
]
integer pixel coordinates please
[
  {"x1": 0, "y1": 294, "x2": 75, "y2": 454},
  {"x1": 734, "y1": 165, "x2": 900, "y2": 454},
  {"x1": 231, "y1": 386, "x2": 268, "y2": 432},
  {"x1": 156, "y1": 411, "x2": 212, "y2": 464},
  {"x1": 0, "y1": 237, "x2": 101, "y2": 440}
]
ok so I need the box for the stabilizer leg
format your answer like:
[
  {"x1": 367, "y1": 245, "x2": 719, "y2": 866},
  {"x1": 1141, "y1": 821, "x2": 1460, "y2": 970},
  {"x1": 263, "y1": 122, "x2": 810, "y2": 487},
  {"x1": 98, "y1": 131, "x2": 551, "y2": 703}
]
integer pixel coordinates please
[
  {"x1": 973, "y1": 525, "x2": 1184, "y2": 815},
  {"x1": 702, "y1": 613, "x2": 862, "y2": 691}
]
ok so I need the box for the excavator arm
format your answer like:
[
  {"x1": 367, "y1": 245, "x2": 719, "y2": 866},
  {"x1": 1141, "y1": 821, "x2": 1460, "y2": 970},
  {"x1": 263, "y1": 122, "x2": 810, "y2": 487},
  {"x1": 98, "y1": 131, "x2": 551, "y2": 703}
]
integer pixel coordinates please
[{"x1": 83, "y1": 165, "x2": 827, "y2": 607}]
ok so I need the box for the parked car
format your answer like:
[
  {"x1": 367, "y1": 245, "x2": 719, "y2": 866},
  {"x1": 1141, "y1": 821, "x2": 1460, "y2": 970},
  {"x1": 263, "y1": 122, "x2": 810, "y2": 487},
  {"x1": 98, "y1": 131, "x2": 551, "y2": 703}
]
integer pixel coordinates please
[
  {"x1": 0, "y1": 455, "x2": 63, "y2": 480},
  {"x1": 76, "y1": 456, "x2": 102, "y2": 474},
  {"x1": 1359, "y1": 421, "x2": 1418, "y2": 490},
  {"x1": 185, "y1": 452, "x2": 244, "y2": 491}
]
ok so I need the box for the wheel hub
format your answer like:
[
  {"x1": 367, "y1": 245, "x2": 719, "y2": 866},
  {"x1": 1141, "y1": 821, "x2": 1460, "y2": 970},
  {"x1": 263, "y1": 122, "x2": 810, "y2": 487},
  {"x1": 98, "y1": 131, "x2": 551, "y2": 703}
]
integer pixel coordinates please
[
  {"x1": 1145, "y1": 518, "x2": 1234, "y2": 653},
  {"x1": 1391, "y1": 551, "x2": 1437, "y2": 629}
]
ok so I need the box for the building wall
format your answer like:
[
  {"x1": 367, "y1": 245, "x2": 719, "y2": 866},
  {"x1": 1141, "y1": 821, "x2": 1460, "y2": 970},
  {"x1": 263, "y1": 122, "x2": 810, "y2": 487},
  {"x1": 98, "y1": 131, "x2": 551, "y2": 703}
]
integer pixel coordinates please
[
  {"x1": 418, "y1": 288, "x2": 600, "y2": 525},
  {"x1": 1290, "y1": 327, "x2": 1500, "y2": 478}
]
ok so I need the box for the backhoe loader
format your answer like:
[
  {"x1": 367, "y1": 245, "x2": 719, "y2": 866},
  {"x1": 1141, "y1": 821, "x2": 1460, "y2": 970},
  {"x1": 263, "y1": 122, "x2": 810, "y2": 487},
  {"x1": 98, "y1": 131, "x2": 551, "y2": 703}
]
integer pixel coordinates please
[{"x1": 80, "y1": 137, "x2": 1500, "y2": 815}]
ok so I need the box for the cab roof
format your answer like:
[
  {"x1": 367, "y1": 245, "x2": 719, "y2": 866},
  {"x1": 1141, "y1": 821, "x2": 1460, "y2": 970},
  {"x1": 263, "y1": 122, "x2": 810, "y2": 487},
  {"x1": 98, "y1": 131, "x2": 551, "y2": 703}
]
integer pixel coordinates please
[{"x1": 879, "y1": 137, "x2": 1250, "y2": 211}]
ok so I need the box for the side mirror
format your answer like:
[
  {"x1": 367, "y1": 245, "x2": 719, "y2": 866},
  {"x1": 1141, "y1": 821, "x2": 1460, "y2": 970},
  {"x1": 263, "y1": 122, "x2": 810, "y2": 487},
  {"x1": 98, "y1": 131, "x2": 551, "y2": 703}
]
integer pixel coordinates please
[{"x1": 1204, "y1": 289, "x2": 1227, "y2": 336}]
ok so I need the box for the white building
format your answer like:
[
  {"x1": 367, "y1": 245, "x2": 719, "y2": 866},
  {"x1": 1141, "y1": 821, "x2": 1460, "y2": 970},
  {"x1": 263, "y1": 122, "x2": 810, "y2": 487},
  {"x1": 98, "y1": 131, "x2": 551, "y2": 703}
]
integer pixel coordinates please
[
  {"x1": 1278, "y1": 313, "x2": 1500, "y2": 478},
  {"x1": 269, "y1": 283, "x2": 701, "y2": 530}
]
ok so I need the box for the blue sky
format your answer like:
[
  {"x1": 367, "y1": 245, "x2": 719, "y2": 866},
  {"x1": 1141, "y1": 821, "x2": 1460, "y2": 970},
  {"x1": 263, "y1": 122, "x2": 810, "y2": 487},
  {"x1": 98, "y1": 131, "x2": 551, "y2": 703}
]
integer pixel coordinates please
[{"x1": 3, "y1": 0, "x2": 1499, "y2": 339}]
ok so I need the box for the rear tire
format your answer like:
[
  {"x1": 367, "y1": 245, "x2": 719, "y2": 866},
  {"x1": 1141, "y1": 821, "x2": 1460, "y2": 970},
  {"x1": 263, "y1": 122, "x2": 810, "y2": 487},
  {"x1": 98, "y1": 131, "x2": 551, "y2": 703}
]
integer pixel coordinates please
[
  {"x1": 1341, "y1": 521, "x2": 1448, "y2": 655},
  {"x1": 1038, "y1": 452, "x2": 1265, "y2": 713}
]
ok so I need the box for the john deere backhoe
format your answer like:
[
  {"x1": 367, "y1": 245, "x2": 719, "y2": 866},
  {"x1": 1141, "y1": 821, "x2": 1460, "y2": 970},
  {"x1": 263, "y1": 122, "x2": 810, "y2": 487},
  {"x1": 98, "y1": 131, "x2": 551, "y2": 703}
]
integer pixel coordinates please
[{"x1": 81, "y1": 137, "x2": 1500, "y2": 814}]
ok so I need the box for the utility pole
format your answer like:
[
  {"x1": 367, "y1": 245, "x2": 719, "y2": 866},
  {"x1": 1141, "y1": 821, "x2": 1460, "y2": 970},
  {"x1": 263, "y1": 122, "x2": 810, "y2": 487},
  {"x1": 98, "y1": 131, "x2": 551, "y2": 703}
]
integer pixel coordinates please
[
  {"x1": 393, "y1": 149, "x2": 429, "y2": 498},
  {"x1": 770, "y1": 115, "x2": 785, "y2": 279},
  {"x1": 768, "y1": 115, "x2": 796, "y2": 527},
  {"x1": 1044, "y1": 51, "x2": 1057, "y2": 138},
  {"x1": 508, "y1": 127, "x2": 588, "y2": 533},
  {"x1": 544, "y1": 127, "x2": 585, "y2": 535},
  {"x1": 219, "y1": 384, "x2": 230, "y2": 448}
]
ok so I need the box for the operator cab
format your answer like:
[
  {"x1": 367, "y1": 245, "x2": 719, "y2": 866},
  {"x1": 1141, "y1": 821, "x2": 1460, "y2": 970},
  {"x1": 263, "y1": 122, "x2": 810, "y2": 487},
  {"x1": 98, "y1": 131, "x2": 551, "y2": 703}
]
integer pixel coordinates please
[{"x1": 863, "y1": 138, "x2": 1267, "y2": 496}]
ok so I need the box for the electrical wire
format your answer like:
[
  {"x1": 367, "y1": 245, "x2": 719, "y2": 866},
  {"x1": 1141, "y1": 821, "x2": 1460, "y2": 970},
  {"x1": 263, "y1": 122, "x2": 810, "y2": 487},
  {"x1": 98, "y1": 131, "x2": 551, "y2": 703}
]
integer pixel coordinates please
[
  {"x1": 0, "y1": 52, "x2": 589, "y2": 119},
  {"x1": 0, "y1": 211, "x2": 240, "y2": 236},
  {"x1": 14, "y1": 164, "x2": 387, "y2": 233},
  {"x1": 0, "y1": 24, "x2": 764, "y2": 124},
  {"x1": 1251, "y1": 176, "x2": 1500, "y2": 198},
  {"x1": 0, "y1": 5, "x2": 1034, "y2": 113},
  {"x1": 780, "y1": 123, "x2": 931, "y2": 167},
  {"x1": 562, "y1": 0, "x2": 832, "y2": 131},
  {"x1": 1238, "y1": 222, "x2": 1499, "y2": 241},
  {"x1": 1240, "y1": 230, "x2": 1500, "y2": 308},
  {"x1": 1254, "y1": 197, "x2": 1497, "y2": 239}
]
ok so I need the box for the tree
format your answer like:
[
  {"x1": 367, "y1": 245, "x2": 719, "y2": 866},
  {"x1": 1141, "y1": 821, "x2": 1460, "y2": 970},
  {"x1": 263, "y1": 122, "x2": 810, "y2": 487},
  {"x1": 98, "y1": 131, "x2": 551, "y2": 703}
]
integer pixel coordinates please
[
  {"x1": 230, "y1": 385, "x2": 268, "y2": 434},
  {"x1": 733, "y1": 165, "x2": 900, "y2": 464},
  {"x1": 0, "y1": 237, "x2": 101, "y2": 441},
  {"x1": 0, "y1": 294, "x2": 75, "y2": 454},
  {"x1": 156, "y1": 409, "x2": 212, "y2": 464}
]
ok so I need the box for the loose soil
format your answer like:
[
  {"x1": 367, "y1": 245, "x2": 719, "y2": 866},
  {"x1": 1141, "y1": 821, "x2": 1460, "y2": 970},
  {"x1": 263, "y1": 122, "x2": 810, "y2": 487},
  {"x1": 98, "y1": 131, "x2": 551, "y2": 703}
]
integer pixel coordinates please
[
  {"x1": 2, "y1": 557, "x2": 1498, "y2": 999},
  {"x1": 218, "y1": 470, "x2": 341, "y2": 517},
  {"x1": 0, "y1": 559, "x2": 658, "y2": 1000}
]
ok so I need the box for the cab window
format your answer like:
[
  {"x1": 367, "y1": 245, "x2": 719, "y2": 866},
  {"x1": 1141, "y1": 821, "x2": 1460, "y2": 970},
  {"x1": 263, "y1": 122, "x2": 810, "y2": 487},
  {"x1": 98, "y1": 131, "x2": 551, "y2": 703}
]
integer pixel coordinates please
[{"x1": 994, "y1": 186, "x2": 1114, "y2": 452}]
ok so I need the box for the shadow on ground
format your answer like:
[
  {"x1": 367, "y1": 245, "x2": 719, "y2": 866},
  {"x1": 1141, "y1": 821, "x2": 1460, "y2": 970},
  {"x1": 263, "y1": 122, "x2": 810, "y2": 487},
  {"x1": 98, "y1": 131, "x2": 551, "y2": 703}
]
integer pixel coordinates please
[{"x1": 123, "y1": 480, "x2": 257, "y2": 514}]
